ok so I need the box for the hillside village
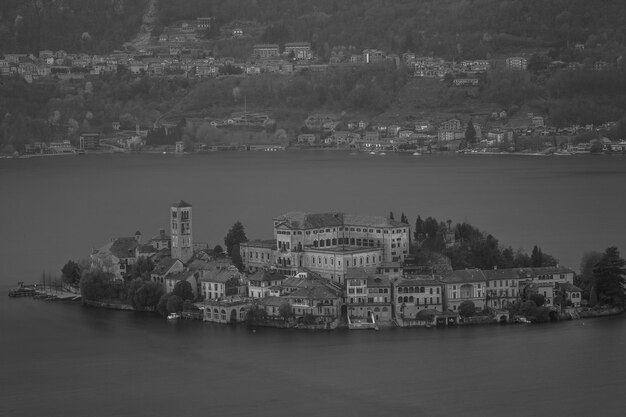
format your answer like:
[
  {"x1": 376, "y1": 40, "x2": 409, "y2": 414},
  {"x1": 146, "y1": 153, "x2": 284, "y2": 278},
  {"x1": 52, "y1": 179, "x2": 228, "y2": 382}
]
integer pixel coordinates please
[
  {"x1": 3, "y1": 15, "x2": 626, "y2": 157},
  {"x1": 87, "y1": 201, "x2": 585, "y2": 329}
]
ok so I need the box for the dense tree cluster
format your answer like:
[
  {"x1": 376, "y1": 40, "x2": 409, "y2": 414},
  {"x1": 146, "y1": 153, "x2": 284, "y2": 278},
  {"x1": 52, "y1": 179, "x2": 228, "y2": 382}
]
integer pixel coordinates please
[
  {"x1": 0, "y1": 0, "x2": 149, "y2": 54},
  {"x1": 412, "y1": 215, "x2": 558, "y2": 271},
  {"x1": 153, "y1": 0, "x2": 626, "y2": 59}
]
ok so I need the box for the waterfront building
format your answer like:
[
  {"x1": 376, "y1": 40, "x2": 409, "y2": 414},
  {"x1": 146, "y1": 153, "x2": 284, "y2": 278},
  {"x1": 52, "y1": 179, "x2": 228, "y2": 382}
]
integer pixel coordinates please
[
  {"x1": 482, "y1": 268, "x2": 523, "y2": 309},
  {"x1": 79, "y1": 132, "x2": 101, "y2": 150},
  {"x1": 393, "y1": 275, "x2": 444, "y2": 326},
  {"x1": 346, "y1": 268, "x2": 393, "y2": 325},
  {"x1": 280, "y1": 271, "x2": 344, "y2": 324},
  {"x1": 203, "y1": 297, "x2": 252, "y2": 324},
  {"x1": 199, "y1": 268, "x2": 239, "y2": 300},
  {"x1": 170, "y1": 200, "x2": 193, "y2": 263},
  {"x1": 517, "y1": 266, "x2": 575, "y2": 306},
  {"x1": 442, "y1": 269, "x2": 487, "y2": 312}
]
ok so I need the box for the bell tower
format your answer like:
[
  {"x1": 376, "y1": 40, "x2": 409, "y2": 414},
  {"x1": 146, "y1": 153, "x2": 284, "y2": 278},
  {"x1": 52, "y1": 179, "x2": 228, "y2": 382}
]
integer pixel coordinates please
[{"x1": 170, "y1": 200, "x2": 193, "y2": 263}]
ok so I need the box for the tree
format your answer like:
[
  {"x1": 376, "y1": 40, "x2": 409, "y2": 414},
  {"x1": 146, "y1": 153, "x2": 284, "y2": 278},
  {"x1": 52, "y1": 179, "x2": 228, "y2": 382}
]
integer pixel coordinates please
[
  {"x1": 231, "y1": 244, "x2": 244, "y2": 272},
  {"x1": 127, "y1": 257, "x2": 155, "y2": 281},
  {"x1": 278, "y1": 302, "x2": 292, "y2": 321},
  {"x1": 166, "y1": 294, "x2": 183, "y2": 314},
  {"x1": 458, "y1": 300, "x2": 476, "y2": 318},
  {"x1": 400, "y1": 212, "x2": 408, "y2": 224},
  {"x1": 61, "y1": 259, "x2": 81, "y2": 287},
  {"x1": 414, "y1": 215, "x2": 424, "y2": 239},
  {"x1": 577, "y1": 251, "x2": 604, "y2": 299},
  {"x1": 389, "y1": 211, "x2": 395, "y2": 220},
  {"x1": 521, "y1": 300, "x2": 538, "y2": 318},
  {"x1": 464, "y1": 119, "x2": 476, "y2": 146},
  {"x1": 246, "y1": 305, "x2": 267, "y2": 324},
  {"x1": 80, "y1": 268, "x2": 114, "y2": 301},
  {"x1": 213, "y1": 244, "x2": 224, "y2": 254},
  {"x1": 225, "y1": 276, "x2": 240, "y2": 296},
  {"x1": 530, "y1": 293, "x2": 545, "y2": 307},
  {"x1": 157, "y1": 293, "x2": 170, "y2": 316},
  {"x1": 173, "y1": 280, "x2": 194, "y2": 301},
  {"x1": 224, "y1": 221, "x2": 248, "y2": 256},
  {"x1": 531, "y1": 245, "x2": 543, "y2": 267},
  {"x1": 593, "y1": 247, "x2": 626, "y2": 306},
  {"x1": 128, "y1": 279, "x2": 164, "y2": 310}
]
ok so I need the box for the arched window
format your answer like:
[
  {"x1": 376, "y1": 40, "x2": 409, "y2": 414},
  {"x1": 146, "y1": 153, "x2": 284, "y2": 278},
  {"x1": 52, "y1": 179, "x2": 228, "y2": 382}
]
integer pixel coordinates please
[
  {"x1": 398, "y1": 296, "x2": 402, "y2": 303},
  {"x1": 403, "y1": 296, "x2": 409, "y2": 302},
  {"x1": 420, "y1": 287, "x2": 425, "y2": 293},
  {"x1": 320, "y1": 240, "x2": 325, "y2": 247},
  {"x1": 409, "y1": 296, "x2": 414, "y2": 303},
  {"x1": 314, "y1": 240, "x2": 318, "y2": 247},
  {"x1": 360, "y1": 257, "x2": 363, "y2": 265},
  {"x1": 366, "y1": 256, "x2": 370, "y2": 264},
  {"x1": 326, "y1": 239, "x2": 331, "y2": 246},
  {"x1": 332, "y1": 238, "x2": 337, "y2": 245},
  {"x1": 221, "y1": 309, "x2": 227, "y2": 320},
  {"x1": 409, "y1": 286, "x2": 414, "y2": 293}
]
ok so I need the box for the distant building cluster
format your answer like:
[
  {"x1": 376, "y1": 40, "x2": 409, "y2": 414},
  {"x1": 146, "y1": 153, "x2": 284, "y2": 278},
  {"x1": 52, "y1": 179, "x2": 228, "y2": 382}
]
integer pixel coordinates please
[{"x1": 89, "y1": 201, "x2": 580, "y2": 328}]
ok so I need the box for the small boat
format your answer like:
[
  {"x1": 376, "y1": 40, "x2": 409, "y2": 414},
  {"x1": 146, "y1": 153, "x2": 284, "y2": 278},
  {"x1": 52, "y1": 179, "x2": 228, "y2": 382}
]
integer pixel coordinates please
[
  {"x1": 167, "y1": 313, "x2": 181, "y2": 320},
  {"x1": 412, "y1": 152, "x2": 421, "y2": 156}
]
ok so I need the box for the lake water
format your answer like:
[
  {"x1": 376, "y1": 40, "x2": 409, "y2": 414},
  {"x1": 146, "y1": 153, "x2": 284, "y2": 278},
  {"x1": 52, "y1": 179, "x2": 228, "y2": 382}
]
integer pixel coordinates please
[{"x1": 1, "y1": 151, "x2": 626, "y2": 416}]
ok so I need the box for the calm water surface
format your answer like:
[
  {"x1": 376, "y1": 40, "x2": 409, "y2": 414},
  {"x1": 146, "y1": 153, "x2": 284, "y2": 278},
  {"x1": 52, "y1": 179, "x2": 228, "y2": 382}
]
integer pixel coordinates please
[{"x1": 1, "y1": 152, "x2": 626, "y2": 416}]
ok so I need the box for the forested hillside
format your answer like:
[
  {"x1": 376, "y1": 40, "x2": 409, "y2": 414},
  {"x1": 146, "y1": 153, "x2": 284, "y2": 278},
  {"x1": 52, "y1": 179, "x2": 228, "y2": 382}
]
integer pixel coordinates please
[
  {"x1": 156, "y1": 0, "x2": 626, "y2": 59},
  {"x1": 2, "y1": 0, "x2": 626, "y2": 154},
  {"x1": 3, "y1": 0, "x2": 625, "y2": 58},
  {"x1": 0, "y1": 0, "x2": 148, "y2": 54}
]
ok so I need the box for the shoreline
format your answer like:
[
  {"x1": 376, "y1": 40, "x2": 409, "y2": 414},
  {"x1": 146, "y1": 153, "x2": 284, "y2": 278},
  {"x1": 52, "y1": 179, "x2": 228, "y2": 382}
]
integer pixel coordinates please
[{"x1": 10, "y1": 287, "x2": 623, "y2": 330}]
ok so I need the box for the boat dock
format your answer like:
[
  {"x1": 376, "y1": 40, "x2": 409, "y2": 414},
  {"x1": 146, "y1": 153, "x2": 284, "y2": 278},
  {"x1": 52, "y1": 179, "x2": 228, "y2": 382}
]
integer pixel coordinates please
[{"x1": 7, "y1": 282, "x2": 81, "y2": 301}]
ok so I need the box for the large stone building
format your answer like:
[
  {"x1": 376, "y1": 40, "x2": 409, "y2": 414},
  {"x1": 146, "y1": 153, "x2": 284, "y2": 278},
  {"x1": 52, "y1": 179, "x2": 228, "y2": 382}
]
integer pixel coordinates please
[{"x1": 241, "y1": 212, "x2": 410, "y2": 284}]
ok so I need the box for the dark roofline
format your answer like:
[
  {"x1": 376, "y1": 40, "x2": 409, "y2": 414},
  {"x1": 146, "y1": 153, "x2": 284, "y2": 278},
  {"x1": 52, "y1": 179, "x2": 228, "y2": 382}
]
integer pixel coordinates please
[{"x1": 172, "y1": 200, "x2": 192, "y2": 208}]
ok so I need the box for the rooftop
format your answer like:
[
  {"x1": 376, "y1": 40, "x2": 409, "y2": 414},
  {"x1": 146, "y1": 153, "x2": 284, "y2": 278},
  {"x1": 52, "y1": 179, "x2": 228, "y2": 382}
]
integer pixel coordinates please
[
  {"x1": 275, "y1": 212, "x2": 407, "y2": 230},
  {"x1": 171, "y1": 200, "x2": 191, "y2": 208}
]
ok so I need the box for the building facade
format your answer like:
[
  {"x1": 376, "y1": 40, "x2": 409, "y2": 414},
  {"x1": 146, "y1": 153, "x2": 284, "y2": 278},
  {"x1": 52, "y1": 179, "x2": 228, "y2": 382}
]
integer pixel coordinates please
[{"x1": 242, "y1": 212, "x2": 410, "y2": 284}]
